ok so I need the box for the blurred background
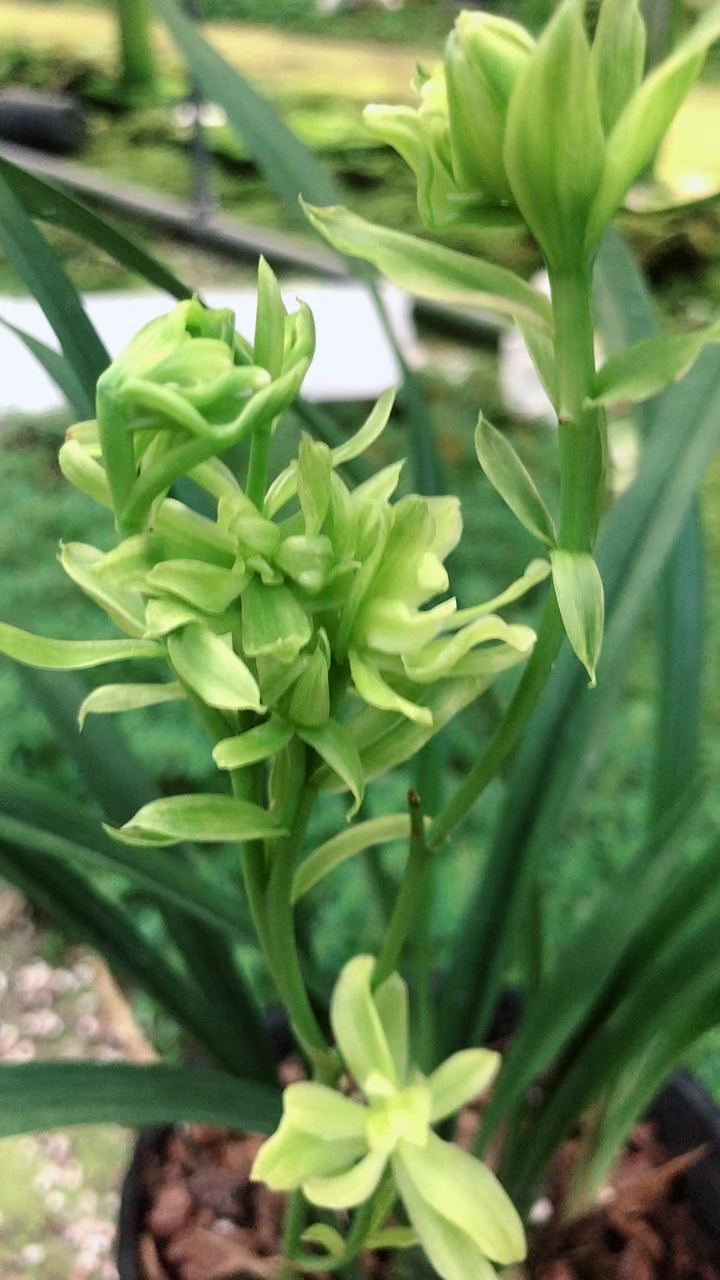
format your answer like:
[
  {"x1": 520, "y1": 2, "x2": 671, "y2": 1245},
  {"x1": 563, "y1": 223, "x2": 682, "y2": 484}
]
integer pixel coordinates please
[{"x1": 0, "y1": 1, "x2": 719, "y2": 1275}]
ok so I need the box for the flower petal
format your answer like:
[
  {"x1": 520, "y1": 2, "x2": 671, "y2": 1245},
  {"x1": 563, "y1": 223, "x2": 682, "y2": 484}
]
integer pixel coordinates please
[
  {"x1": 394, "y1": 1132, "x2": 526, "y2": 1265},
  {"x1": 330, "y1": 955, "x2": 398, "y2": 1091},
  {"x1": 349, "y1": 650, "x2": 432, "y2": 726},
  {"x1": 392, "y1": 1149, "x2": 499, "y2": 1280},
  {"x1": 284, "y1": 1082, "x2": 368, "y2": 1140},
  {"x1": 251, "y1": 1119, "x2": 365, "y2": 1192},
  {"x1": 304, "y1": 1149, "x2": 387, "y2": 1210},
  {"x1": 427, "y1": 1049, "x2": 500, "y2": 1123}
]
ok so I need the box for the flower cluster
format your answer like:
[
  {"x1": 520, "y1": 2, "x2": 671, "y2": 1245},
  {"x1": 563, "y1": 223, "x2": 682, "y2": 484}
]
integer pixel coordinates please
[
  {"x1": 252, "y1": 955, "x2": 526, "y2": 1280},
  {"x1": 365, "y1": 0, "x2": 720, "y2": 267},
  {"x1": 0, "y1": 266, "x2": 543, "y2": 843}
]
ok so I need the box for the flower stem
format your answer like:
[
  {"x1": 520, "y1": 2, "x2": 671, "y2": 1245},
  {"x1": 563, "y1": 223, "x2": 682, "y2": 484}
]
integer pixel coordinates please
[{"x1": 373, "y1": 789, "x2": 432, "y2": 990}]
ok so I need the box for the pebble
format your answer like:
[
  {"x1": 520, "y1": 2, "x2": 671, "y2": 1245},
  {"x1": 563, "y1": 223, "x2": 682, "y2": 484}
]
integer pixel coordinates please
[{"x1": 20, "y1": 1009, "x2": 64, "y2": 1039}]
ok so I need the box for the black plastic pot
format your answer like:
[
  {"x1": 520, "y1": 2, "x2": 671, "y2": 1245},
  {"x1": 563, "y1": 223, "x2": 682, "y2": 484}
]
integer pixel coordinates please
[
  {"x1": 0, "y1": 89, "x2": 87, "y2": 154},
  {"x1": 116, "y1": 1069, "x2": 720, "y2": 1278}
]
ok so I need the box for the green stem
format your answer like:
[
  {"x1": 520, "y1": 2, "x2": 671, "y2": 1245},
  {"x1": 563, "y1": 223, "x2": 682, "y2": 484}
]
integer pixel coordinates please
[
  {"x1": 279, "y1": 1189, "x2": 306, "y2": 1280},
  {"x1": 246, "y1": 422, "x2": 273, "y2": 510},
  {"x1": 373, "y1": 790, "x2": 432, "y2": 990},
  {"x1": 265, "y1": 749, "x2": 335, "y2": 1076}
]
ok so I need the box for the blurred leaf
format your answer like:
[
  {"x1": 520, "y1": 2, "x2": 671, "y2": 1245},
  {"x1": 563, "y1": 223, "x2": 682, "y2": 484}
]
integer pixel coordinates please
[
  {"x1": 0, "y1": 777, "x2": 250, "y2": 936},
  {"x1": 0, "y1": 314, "x2": 90, "y2": 416},
  {"x1": 154, "y1": 0, "x2": 341, "y2": 216},
  {"x1": 0, "y1": 155, "x2": 193, "y2": 301},
  {"x1": 0, "y1": 170, "x2": 108, "y2": 414},
  {"x1": 0, "y1": 1062, "x2": 281, "y2": 1136}
]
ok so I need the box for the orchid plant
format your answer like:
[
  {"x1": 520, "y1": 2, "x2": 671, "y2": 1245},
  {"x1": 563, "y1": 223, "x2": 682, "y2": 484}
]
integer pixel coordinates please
[{"x1": 1, "y1": 1, "x2": 720, "y2": 1278}]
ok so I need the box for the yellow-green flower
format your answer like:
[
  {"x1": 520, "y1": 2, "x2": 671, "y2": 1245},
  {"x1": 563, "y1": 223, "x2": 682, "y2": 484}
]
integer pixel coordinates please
[{"x1": 252, "y1": 956, "x2": 526, "y2": 1280}]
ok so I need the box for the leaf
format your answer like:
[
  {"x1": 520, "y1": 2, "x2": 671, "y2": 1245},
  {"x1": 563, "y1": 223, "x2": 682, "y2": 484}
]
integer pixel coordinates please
[
  {"x1": 550, "y1": 550, "x2": 605, "y2": 685},
  {"x1": 0, "y1": 314, "x2": 90, "y2": 417},
  {"x1": 78, "y1": 681, "x2": 185, "y2": 728},
  {"x1": 0, "y1": 840, "x2": 259, "y2": 1076},
  {"x1": 0, "y1": 623, "x2": 162, "y2": 670},
  {"x1": 591, "y1": 327, "x2": 720, "y2": 407},
  {"x1": 167, "y1": 624, "x2": 263, "y2": 711},
  {"x1": 292, "y1": 813, "x2": 411, "y2": 902},
  {"x1": 301, "y1": 203, "x2": 552, "y2": 333},
  {"x1": 301, "y1": 720, "x2": 365, "y2": 819},
  {"x1": 475, "y1": 415, "x2": 557, "y2": 546},
  {"x1": 112, "y1": 793, "x2": 287, "y2": 846},
  {"x1": 0, "y1": 790, "x2": 250, "y2": 938},
  {"x1": 0, "y1": 154, "x2": 193, "y2": 302},
  {"x1": 0, "y1": 1062, "x2": 281, "y2": 1137},
  {"x1": 154, "y1": 0, "x2": 341, "y2": 216},
  {"x1": 0, "y1": 170, "x2": 108, "y2": 414}
]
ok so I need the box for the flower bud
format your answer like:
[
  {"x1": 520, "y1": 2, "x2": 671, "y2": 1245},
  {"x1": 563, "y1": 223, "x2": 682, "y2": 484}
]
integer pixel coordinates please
[{"x1": 446, "y1": 10, "x2": 534, "y2": 203}]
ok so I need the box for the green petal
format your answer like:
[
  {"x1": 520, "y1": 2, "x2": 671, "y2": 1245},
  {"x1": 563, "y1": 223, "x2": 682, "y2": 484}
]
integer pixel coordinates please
[
  {"x1": 427, "y1": 1049, "x2": 500, "y2": 1123},
  {"x1": 450, "y1": 558, "x2": 550, "y2": 627},
  {"x1": 251, "y1": 1118, "x2": 365, "y2": 1192},
  {"x1": 78, "y1": 681, "x2": 184, "y2": 728},
  {"x1": 167, "y1": 624, "x2": 263, "y2": 711},
  {"x1": 394, "y1": 1133, "x2": 526, "y2": 1265},
  {"x1": 288, "y1": 646, "x2": 330, "y2": 727},
  {"x1": 331, "y1": 388, "x2": 395, "y2": 467},
  {"x1": 302, "y1": 719, "x2": 365, "y2": 819},
  {"x1": 297, "y1": 434, "x2": 333, "y2": 537},
  {"x1": 358, "y1": 598, "x2": 457, "y2": 655},
  {"x1": 285, "y1": 1082, "x2": 368, "y2": 1140},
  {"x1": 330, "y1": 955, "x2": 398, "y2": 1091},
  {"x1": 292, "y1": 813, "x2": 411, "y2": 903},
  {"x1": 59, "y1": 542, "x2": 147, "y2": 636},
  {"x1": 147, "y1": 559, "x2": 248, "y2": 613},
  {"x1": 58, "y1": 439, "x2": 112, "y2": 508},
  {"x1": 110, "y1": 793, "x2": 286, "y2": 847},
  {"x1": 304, "y1": 1150, "x2": 387, "y2": 1210},
  {"x1": 402, "y1": 616, "x2": 535, "y2": 684},
  {"x1": 392, "y1": 1151, "x2": 499, "y2": 1280},
  {"x1": 241, "y1": 579, "x2": 312, "y2": 663},
  {"x1": 350, "y1": 650, "x2": 432, "y2": 726},
  {"x1": 212, "y1": 719, "x2": 294, "y2": 770},
  {"x1": 0, "y1": 624, "x2": 162, "y2": 671},
  {"x1": 374, "y1": 972, "x2": 409, "y2": 1086}
]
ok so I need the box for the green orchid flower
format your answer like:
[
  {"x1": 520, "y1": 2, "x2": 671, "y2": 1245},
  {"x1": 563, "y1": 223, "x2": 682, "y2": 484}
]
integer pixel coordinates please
[
  {"x1": 365, "y1": 0, "x2": 720, "y2": 265},
  {"x1": 251, "y1": 955, "x2": 526, "y2": 1280},
  {"x1": 0, "y1": 277, "x2": 544, "y2": 841}
]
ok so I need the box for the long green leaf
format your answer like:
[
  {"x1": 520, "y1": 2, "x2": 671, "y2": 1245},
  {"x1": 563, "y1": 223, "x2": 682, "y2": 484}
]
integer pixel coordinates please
[
  {"x1": 0, "y1": 314, "x2": 90, "y2": 416},
  {"x1": 0, "y1": 1062, "x2": 281, "y2": 1136},
  {"x1": 0, "y1": 841, "x2": 252, "y2": 1074},
  {"x1": 0, "y1": 154, "x2": 193, "y2": 302},
  {"x1": 0, "y1": 171, "x2": 108, "y2": 412},
  {"x1": 154, "y1": 0, "x2": 341, "y2": 215},
  {"x1": 0, "y1": 780, "x2": 249, "y2": 937}
]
